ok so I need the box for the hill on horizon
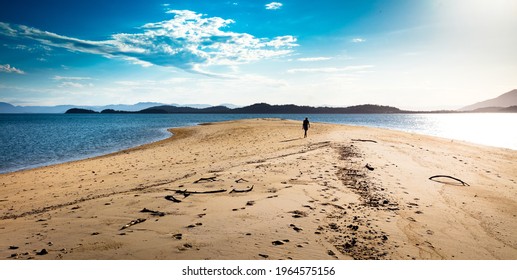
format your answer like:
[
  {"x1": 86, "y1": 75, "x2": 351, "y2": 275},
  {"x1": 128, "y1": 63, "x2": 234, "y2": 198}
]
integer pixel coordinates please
[
  {"x1": 0, "y1": 102, "x2": 238, "y2": 113},
  {"x1": 460, "y1": 89, "x2": 517, "y2": 111}
]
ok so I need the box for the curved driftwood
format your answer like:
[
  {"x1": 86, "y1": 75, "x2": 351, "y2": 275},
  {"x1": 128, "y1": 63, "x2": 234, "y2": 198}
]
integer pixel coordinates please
[
  {"x1": 230, "y1": 185, "x2": 254, "y2": 194},
  {"x1": 352, "y1": 139, "x2": 378, "y2": 143},
  {"x1": 165, "y1": 195, "x2": 182, "y2": 203},
  {"x1": 429, "y1": 175, "x2": 470, "y2": 186},
  {"x1": 120, "y1": 218, "x2": 146, "y2": 230}
]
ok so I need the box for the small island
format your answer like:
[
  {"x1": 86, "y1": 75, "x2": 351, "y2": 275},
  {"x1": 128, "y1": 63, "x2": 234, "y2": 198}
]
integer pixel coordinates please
[{"x1": 65, "y1": 108, "x2": 99, "y2": 114}]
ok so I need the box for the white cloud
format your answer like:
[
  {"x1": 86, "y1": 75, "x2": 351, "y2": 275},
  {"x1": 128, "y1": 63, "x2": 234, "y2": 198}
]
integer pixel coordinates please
[
  {"x1": 53, "y1": 76, "x2": 91, "y2": 81},
  {"x1": 352, "y1": 38, "x2": 365, "y2": 43},
  {"x1": 287, "y1": 65, "x2": 374, "y2": 74},
  {"x1": 297, "y1": 57, "x2": 332, "y2": 62},
  {"x1": 0, "y1": 64, "x2": 25, "y2": 74},
  {"x1": 265, "y1": 2, "x2": 283, "y2": 10},
  {"x1": 0, "y1": 10, "x2": 297, "y2": 76},
  {"x1": 58, "y1": 82, "x2": 89, "y2": 88}
]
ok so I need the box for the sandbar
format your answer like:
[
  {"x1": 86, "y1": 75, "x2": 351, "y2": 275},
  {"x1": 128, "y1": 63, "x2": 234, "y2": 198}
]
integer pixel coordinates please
[{"x1": 0, "y1": 119, "x2": 516, "y2": 260}]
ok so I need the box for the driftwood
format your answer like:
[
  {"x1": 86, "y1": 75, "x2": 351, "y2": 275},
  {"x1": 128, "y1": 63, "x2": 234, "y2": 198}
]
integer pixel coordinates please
[
  {"x1": 165, "y1": 195, "x2": 182, "y2": 203},
  {"x1": 193, "y1": 177, "x2": 218, "y2": 183},
  {"x1": 352, "y1": 139, "x2": 378, "y2": 143},
  {"x1": 365, "y1": 164, "x2": 375, "y2": 171},
  {"x1": 140, "y1": 208, "x2": 166, "y2": 216},
  {"x1": 235, "y1": 178, "x2": 249, "y2": 183},
  {"x1": 174, "y1": 189, "x2": 227, "y2": 195},
  {"x1": 429, "y1": 175, "x2": 470, "y2": 186},
  {"x1": 229, "y1": 185, "x2": 254, "y2": 194},
  {"x1": 120, "y1": 218, "x2": 146, "y2": 230}
]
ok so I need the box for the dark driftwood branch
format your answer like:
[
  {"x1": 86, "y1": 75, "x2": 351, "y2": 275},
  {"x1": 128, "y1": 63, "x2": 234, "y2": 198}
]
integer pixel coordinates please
[
  {"x1": 230, "y1": 185, "x2": 254, "y2": 194},
  {"x1": 352, "y1": 139, "x2": 378, "y2": 143},
  {"x1": 365, "y1": 163, "x2": 375, "y2": 171},
  {"x1": 120, "y1": 218, "x2": 146, "y2": 230},
  {"x1": 165, "y1": 195, "x2": 182, "y2": 203},
  {"x1": 140, "y1": 208, "x2": 166, "y2": 216},
  {"x1": 193, "y1": 177, "x2": 218, "y2": 183},
  {"x1": 174, "y1": 189, "x2": 227, "y2": 195},
  {"x1": 429, "y1": 175, "x2": 470, "y2": 186}
]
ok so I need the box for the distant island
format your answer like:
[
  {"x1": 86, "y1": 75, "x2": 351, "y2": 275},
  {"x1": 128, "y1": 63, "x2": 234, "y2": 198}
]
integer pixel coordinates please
[
  {"x1": 65, "y1": 108, "x2": 99, "y2": 114},
  {"x1": 65, "y1": 104, "x2": 412, "y2": 114},
  {"x1": 4, "y1": 89, "x2": 517, "y2": 114},
  {"x1": 65, "y1": 101, "x2": 517, "y2": 115}
]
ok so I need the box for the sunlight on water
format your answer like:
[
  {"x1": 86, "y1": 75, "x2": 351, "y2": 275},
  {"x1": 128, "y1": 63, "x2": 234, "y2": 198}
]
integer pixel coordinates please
[{"x1": 410, "y1": 114, "x2": 517, "y2": 149}]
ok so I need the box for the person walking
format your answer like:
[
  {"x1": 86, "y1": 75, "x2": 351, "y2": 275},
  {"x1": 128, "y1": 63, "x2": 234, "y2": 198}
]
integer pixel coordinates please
[{"x1": 302, "y1": 117, "x2": 310, "y2": 138}]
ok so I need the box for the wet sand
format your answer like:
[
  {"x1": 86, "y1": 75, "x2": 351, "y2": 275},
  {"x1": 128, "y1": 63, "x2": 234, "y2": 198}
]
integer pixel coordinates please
[{"x1": 1, "y1": 118, "x2": 516, "y2": 260}]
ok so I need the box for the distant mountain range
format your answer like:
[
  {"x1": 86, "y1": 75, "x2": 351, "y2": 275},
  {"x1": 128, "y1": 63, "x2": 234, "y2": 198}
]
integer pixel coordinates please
[
  {"x1": 0, "y1": 102, "x2": 238, "y2": 114},
  {"x1": 460, "y1": 89, "x2": 517, "y2": 111},
  {"x1": 2, "y1": 89, "x2": 516, "y2": 114},
  {"x1": 66, "y1": 103, "x2": 409, "y2": 114}
]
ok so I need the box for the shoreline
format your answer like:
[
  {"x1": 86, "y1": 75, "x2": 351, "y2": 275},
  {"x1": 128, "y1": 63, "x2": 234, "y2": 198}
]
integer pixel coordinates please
[
  {"x1": 0, "y1": 115, "x2": 517, "y2": 174},
  {"x1": 1, "y1": 118, "x2": 516, "y2": 259},
  {"x1": 3, "y1": 118, "x2": 515, "y2": 176}
]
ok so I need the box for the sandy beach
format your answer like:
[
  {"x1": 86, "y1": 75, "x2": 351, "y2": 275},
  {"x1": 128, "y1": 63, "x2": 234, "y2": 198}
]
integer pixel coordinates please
[{"x1": 0, "y1": 118, "x2": 516, "y2": 260}]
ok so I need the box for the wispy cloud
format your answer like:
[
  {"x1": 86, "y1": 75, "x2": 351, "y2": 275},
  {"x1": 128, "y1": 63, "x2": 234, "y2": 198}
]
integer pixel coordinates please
[
  {"x1": 297, "y1": 57, "x2": 332, "y2": 62},
  {"x1": 352, "y1": 38, "x2": 365, "y2": 43},
  {"x1": 0, "y1": 64, "x2": 25, "y2": 74},
  {"x1": 57, "y1": 81, "x2": 92, "y2": 88},
  {"x1": 0, "y1": 10, "x2": 297, "y2": 76},
  {"x1": 287, "y1": 65, "x2": 374, "y2": 74},
  {"x1": 265, "y1": 2, "x2": 283, "y2": 10},
  {"x1": 53, "y1": 76, "x2": 92, "y2": 81}
]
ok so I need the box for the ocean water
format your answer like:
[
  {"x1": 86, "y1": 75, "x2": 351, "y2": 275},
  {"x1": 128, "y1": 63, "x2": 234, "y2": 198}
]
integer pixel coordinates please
[{"x1": 1, "y1": 113, "x2": 516, "y2": 174}]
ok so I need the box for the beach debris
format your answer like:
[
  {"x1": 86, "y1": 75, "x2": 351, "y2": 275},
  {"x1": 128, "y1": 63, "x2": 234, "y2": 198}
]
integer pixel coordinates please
[
  {"x1": 35, "y1": 249, "x2": 48, "y2": 255},
  {"x1": 172, "y1": 233, "x2": 183, "y2": 240},
  {"x1": 229, "y1": 185, "x2": 254, "y2": 194},
  {"x1": 120, "y1": 218, "x2": 146, "y2": 230},
  {"x1": 246, "y1": 200, "x2": 255, "y2": 206},
  {"x1": 351, "y1": 139, "x2": 378, "y2": 143},
  {"x1": 429, "y1": 175, "x2": 470, "y2": 186},
  {"x1": 173, "y1": 189, "x2": 227, "y2": 195},
  {"x1": 8, "y1": 246, "x2": 19, "y2": 250},
  {"x1": 165, "y1": 195, "x2": 182, "y2": 203},
  {"x1": 365, "y1": 164, "x2": 375, "y2": 171},
  {"x1": 258, "y1": 254, "x2": 269, "y2": 259},
  {"x1": 235, "y1": 178, "x2": 249, "y2": 183},
  {"x1": 140, "y1": 208, "x2": 166, "y2": 216},
  {"x1": 91, "y1": 232, "x2": 100, "y2": 236},
  {"x1": 328, "y1": 250, "x2": 336, "y2": 256},
  {"x1": 193, "y1": 176, "x2": 218, "y2": 183}
]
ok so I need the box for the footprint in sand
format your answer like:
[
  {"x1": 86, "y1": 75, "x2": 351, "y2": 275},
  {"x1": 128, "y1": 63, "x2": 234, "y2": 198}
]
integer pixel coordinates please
[{"x1": 289, "y1": 224, "x2": 303, "y2": 232}]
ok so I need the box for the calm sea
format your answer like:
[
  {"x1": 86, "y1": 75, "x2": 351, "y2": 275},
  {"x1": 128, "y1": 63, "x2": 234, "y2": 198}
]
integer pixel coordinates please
[{"x1": 1, "y1": 113, "x2": 515, "y2": 174}]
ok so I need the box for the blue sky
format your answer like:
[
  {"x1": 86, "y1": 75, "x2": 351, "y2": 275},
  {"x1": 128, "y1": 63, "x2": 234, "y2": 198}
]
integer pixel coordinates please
[{"x1": 0, "y1": 0, "x2": 515, "y2": 110}]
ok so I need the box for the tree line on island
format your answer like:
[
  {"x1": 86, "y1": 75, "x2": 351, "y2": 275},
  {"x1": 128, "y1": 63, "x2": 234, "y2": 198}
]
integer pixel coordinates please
[
  {"x1": 66, "y1": 102, "x2": 517, "y2": 114},
  {"x1": 66, "y1": 103, "x2": 411, "y2": 114}
]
